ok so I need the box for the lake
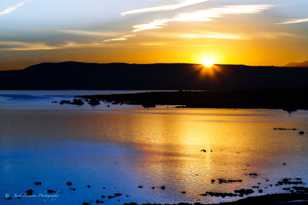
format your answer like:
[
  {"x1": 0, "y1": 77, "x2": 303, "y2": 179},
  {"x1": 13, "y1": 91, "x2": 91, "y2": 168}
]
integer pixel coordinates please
[{"x1": 0, "y1": 91, "x2": 308, "y2": 204}]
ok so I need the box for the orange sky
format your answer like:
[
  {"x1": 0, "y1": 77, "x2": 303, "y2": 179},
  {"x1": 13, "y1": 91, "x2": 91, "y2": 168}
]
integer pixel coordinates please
[{"x1": 0, "y1": 0, "x2": 308, "y2": 70}]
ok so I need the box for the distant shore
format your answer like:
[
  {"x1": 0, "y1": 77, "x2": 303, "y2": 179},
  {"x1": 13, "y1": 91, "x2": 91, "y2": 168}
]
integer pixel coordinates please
[{"x1": 58, "y1": 90, "x2": 308, "y2": 113}]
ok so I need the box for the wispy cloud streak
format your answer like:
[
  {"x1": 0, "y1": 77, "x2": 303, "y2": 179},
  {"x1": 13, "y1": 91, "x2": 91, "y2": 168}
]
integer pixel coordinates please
[
  {"x1": 0, "y1": 40, "x2": 109, "y2": 51},
  {"x1": 0, "y1": 1, "x2": 26, "y2": 16},
  {"x1": 121, "y1": 0, "x2": 210, "y2": 16},
  {"x1": 59, "y1": 30, "x2": 121, "y2": 37},
  {"x1": 179, "y1": 32, "x2": 246, "y2": 40},
  {"x1": 279, "y1": 18, "x2": 308, "y2": 25},
  {"x1": 132, "y1": 4, "x2": 273, "y2": 32}
]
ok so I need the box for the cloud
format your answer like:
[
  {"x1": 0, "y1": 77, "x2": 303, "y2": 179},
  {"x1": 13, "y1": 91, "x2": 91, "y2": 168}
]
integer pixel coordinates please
[
  {"x1": 254, "y1": 32, "x2": 299, "y2": 39},
  {"x1": 132, "y1": 4, "x2": 273, "y2": 32},
  {"x1": 0, "y1": 40, "x2": 109, "y2": 51},
  {"x1": 139, "y1": 42, "x2": 168, "y2": 47},
  {"x1": 0, "y1": 1, "x2": 26, "y2": 16},
  {"x1": 59, "y1": 30, "x2": 121, "y2": 37},
  {"x1": 121, "y1": 0, "x2": 210, "y2": 16},
  {"x1": 179, "y1": 32, "x2": 246, "y2": 40},
  {"x1": 279, "y1": 18, "x2": 308, "y2": 25},
  {"x1": 59, "y1": 29, "x2": 136, "y2": 43},
  {"x1": 103, "y1": 34, "x2": 135, "y2": 42}
]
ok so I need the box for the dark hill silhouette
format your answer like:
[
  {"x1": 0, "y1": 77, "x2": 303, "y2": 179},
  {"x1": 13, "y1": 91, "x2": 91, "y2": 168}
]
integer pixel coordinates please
[
  {"x1": 287, "y1": 60, "x2": 308, "y2": 67},
  {"x1": 0, "y1": 61, "x2": 308, "y2": 90}
]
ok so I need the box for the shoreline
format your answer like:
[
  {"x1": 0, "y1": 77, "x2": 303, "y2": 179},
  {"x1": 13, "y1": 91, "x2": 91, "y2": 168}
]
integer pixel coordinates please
[{"x1": 123, "y1": 193, "x2": 308, "y2": 205}]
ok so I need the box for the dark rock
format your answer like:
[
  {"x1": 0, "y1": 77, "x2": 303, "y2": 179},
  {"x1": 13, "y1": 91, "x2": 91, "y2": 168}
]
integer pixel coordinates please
[
  {"x1": 114, "y1": 193, "x2": 122, "y2": 197},
  {"x1": 160, "y1": 185, "x2": 166, "y2": 190},
  {"x1": 96, "y1": 199, "x2": 104, "y2": 204},
  {"x1": 142, "y1": 103, "x2": 156, "y2": 108},
  {"x1": 200, "y1": 149, "x2": 206, "y2": 153},
  {"x1": 201, "y1": 191, "x2": 237, "y2": 197},
  {"x1": 88, "y1": 99, "x2": 100, "y2": 106},
  {"x1": 138, "y1": 185, "x2": 143, "y2": 189},
  {"x1": 276, "y1": 178, "x2": 303, "y2": 186},
  {"x1": 60, "y1": 99, "x2": 84, "y2": 106},
  {"x1": 107, "y1": 193, "x2": 122, "y2": 199},
  {"x1": 47, "y1": 189, "x2": 57, "y2": 194},
  {"x1": 246, "y1": 173, "x2": 258, "y2": 177},
  {"x1": 60, "y1": 100, "x2": 70, "y2": 105},
  {"x1": 217, "y1": 178, "x2": 243, "y2": 184},
  {"x1": 25, "y1": 189, "x2": 34, "y2": 196},
  {"x1": 82, "y1": 202, "x2": 90, "y2": 205},
  {"x1": 291, "y1": 186, "x2": 308, "y2": 193},
  {"x1": 234, "y1": 188, "x2": 254, "y2": 196},
  {"x1": 273, "y1": 128, "x2": 297, "y2": 131},
  {"x1": 66, "y1": 181, "x2": 73, "y2": 186},
  {"x1": 72, "y1": 99, "x2": 84, "y2": 106},
  {"x1": 34, "y1": 181, "x2": 42, "y2": 186},
  {"x1": 299, "y1": 131, "x2": 305, "y2": 135}
]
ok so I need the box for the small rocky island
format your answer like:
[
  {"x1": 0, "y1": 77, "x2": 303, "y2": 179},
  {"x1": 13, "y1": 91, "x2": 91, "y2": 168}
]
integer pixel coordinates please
[{"x1": 58, "y1": 89, "x2": 308, "y2": 113}]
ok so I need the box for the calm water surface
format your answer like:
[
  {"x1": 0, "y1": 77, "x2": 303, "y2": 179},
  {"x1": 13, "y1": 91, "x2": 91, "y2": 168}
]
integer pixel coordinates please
[{"x1": 0, "y1": 107, "x2": 308, "y2": 204}]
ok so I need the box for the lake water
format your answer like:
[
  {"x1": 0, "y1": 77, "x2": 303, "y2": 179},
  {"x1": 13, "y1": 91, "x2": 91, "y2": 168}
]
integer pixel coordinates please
[{"x1": 0, "y1": 91, "x2": 308, "y2": 204}]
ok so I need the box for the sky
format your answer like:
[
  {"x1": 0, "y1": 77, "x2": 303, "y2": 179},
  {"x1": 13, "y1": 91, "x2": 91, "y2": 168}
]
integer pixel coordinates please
[{"x1": 0, "y1": 0, "x2": 308, "y2": 70}]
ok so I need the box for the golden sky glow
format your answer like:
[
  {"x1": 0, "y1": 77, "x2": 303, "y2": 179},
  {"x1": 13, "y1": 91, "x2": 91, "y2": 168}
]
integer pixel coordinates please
[{"x1": 0, "y1": 0, "x2": 308, "y2": 70}]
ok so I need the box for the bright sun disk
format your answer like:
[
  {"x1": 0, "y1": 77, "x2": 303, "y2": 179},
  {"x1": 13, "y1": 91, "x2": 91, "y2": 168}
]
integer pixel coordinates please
[{"x1": 201, "y1": 58, "x2": 216, "y2": 68}]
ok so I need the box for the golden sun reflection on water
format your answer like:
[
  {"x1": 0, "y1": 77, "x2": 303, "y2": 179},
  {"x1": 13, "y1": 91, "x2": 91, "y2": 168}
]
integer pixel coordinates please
[
  {"x1": 102, "y1": 108, "x2": 307, "y2": 201},
  {"x1": 1, "y1": 108, "x2": 308, "y2": 203}
]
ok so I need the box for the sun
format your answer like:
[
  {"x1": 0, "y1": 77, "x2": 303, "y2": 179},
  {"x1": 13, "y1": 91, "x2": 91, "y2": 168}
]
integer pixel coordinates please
[{"x1": 201, "y1": 58, "x2": 216, "y2": 68}]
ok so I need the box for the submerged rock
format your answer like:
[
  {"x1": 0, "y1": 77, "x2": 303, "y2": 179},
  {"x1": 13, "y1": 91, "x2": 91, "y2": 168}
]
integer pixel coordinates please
[{"x1": 4, "y1": 195, "x2": 13, "y2": 200}]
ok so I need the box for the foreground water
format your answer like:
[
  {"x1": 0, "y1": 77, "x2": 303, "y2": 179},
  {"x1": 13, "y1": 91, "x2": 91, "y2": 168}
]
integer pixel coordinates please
[{"x1": 0, "y1": 93, "x2": 308, "y2": 204}]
